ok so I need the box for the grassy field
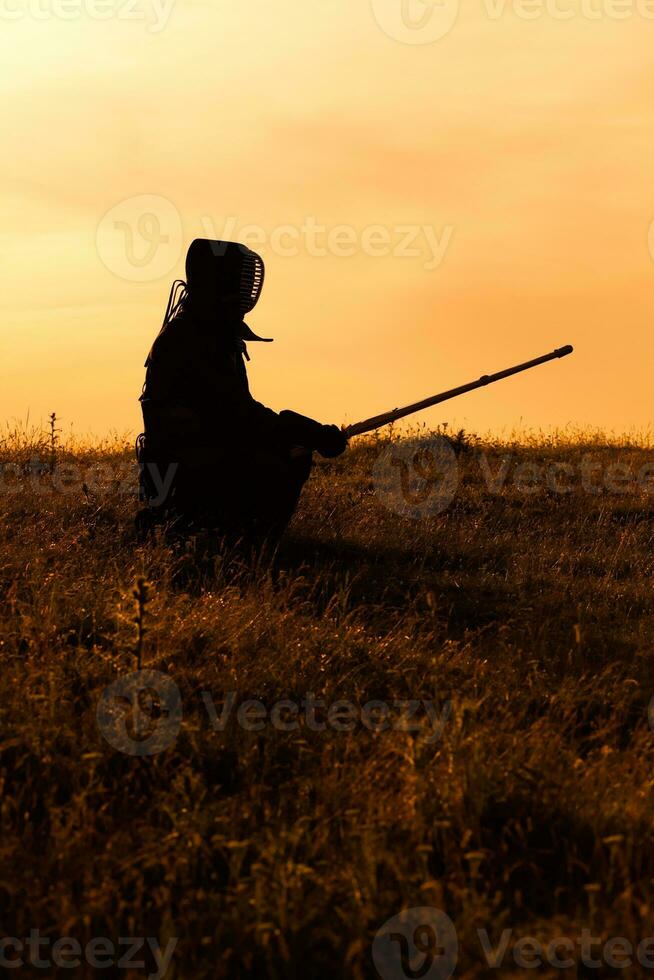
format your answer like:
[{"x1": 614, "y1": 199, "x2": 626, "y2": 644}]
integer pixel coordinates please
[{"x1": 2, "y1": 424, "x2": 654, "y2": 978}]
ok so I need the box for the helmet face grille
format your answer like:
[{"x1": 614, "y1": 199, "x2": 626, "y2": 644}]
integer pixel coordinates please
[{"x1": 240, "y1": 252, "x2": 265, "y2": 315}]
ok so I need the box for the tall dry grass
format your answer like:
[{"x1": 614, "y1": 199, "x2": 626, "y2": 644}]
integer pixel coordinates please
[{"x1": 1, "y1": 425, "x2": 654, "y2": 977}]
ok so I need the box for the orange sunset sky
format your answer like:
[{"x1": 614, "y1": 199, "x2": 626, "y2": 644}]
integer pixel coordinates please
[{"x1": 2, "y1": 0, "x2": 654, "y2": 438}]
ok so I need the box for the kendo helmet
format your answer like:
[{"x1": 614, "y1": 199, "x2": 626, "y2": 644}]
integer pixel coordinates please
[{"x1": 185, "y1": 239, "x2": 270, "y2": 341}]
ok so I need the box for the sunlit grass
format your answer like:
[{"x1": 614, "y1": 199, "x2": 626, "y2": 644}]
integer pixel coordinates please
[{"x1": 1, "y1": 424, "x2": 654, "y2": 977}]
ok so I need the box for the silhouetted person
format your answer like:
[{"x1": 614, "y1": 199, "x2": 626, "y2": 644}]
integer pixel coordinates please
[{"x1": 137, "y1": 239, "x2": 347, "y2": 547}]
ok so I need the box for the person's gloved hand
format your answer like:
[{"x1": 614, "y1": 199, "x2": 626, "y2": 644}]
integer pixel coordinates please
[
  {"x1": 278, "y1": 411, "x2": 348, "y2": 457},
  {"x1": 315, "y1": 424, "x2": 348, "y2": 458}
]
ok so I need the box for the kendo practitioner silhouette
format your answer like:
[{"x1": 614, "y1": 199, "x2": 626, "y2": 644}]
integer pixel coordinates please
[{"x1": 137, "y1": 239, "x2": 347, "y2": 546}]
